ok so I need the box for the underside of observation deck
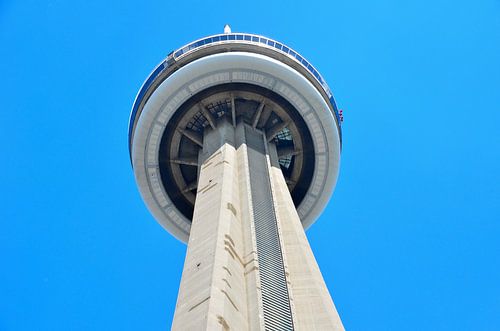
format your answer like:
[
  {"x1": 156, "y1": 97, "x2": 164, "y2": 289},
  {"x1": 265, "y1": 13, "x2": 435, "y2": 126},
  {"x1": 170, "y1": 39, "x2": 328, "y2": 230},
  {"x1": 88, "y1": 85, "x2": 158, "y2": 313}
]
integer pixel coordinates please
[
  {"x1": 130, "y1": 40, "x2": 341, "y2": 242},
  {"x1": 159, "y1": 83, "x2": 315, "y2": 221}
]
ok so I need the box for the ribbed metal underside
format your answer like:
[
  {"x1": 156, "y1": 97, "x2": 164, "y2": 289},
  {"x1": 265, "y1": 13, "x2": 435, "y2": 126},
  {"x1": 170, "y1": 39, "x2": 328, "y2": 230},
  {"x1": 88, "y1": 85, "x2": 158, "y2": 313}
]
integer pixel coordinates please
[{"x1": 245, "y1": 126, "x2": 294, "y2": 330}]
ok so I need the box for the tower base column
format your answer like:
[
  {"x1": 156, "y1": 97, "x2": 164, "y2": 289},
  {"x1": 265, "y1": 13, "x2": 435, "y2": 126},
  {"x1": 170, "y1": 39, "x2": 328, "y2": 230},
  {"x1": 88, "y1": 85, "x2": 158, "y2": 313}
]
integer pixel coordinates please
[{"x1": 172, "y1": 120, "x2": 249, "y2": 330}]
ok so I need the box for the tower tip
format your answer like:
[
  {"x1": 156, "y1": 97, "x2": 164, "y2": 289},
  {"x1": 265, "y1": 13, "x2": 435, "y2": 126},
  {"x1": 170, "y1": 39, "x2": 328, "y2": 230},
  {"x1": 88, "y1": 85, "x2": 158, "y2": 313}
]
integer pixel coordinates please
[{"x1": 224, "y1": 24, "x2": 231, "y2": 34}]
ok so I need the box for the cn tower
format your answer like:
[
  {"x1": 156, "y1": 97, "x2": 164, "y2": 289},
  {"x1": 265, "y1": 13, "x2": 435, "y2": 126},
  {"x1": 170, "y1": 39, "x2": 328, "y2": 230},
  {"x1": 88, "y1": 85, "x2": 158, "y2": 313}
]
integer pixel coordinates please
[{"x1": 128, "y1": 26, "x2": 344, "y2": 330}]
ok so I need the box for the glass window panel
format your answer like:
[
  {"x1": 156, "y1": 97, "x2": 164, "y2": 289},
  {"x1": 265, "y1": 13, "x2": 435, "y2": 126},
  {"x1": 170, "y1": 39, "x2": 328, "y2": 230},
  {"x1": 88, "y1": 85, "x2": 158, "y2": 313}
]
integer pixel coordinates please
[
  {"x1": 228, "y1": 35, "x2": 235, "y2": 40},
  {"x1": 268, "y1": 40, "x2": 275, "y2": 47},
  {"x1": 252, "y1": 36, "x2": 259, "y2": 42},
  {"x1": 236, "y1": 35, "x2": 243, "y2": 40},
  {"x1": 221, "y1": 35, "x2": 228, "y2": 41},
  {"x1": 275, "y1": 43, "x2": 282, "y2": 50},
  {"x1": 213, "y1": 36, "x2": 220, "y2": 42},
  {"x1": 260, "y1": 37, "x2": 268, "y2": 44},
  {"x1": 245, "y1": 35, "x2": 252, "y2": 41},
  {"x1": 282, "y1": 46, "x2": 289, "y2": 53},
  {"x1": 330, "y1": 97, "x2": 337, "y2": 108}
]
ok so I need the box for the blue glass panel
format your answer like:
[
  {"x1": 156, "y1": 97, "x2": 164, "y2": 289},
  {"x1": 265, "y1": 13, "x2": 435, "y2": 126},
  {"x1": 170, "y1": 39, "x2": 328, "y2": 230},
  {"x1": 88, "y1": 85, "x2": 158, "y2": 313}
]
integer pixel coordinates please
[
  {"x1": 221, "y1": 35, "x2": 228, "y2": 41},
  {"x1": 275, "y1": 43, "x2": 282, "y2": 50},
  {"x1": 236, "y1": 35, "x2": 243, "y2": 40},
  {"x1": 252, "y1": 36, "x2": 259, "y2": 42},
  {"x1": 268, "y1": 40, "x2": 275, "y2": 47},
  {"x1": 174, "y1": 50, "x2": 183, "y2": 57},
  {"x1": 260, "y1": 37, "x2": 268, "y2": 44},
  {"x1": 128, "y1": 62, "x2": 167, "y2": 144},
  {"x1": 245, "y1": 35, "x2": 252, "y2": 41},
  {"x1": 289, "y1": 50, "x2": 296, "y2": 57},
  {"x1": 282, "y1": 46, "x2": 289, "y2": 53},
  {"x1": 228, "y1": 35, "x2": 235, "y2": 40},
  {"x1": 213, "y1": 36, "x2": 220, "y2": 42},
  {"x1": 330, "y1": 97, "x2": 338, "y2": 111}
]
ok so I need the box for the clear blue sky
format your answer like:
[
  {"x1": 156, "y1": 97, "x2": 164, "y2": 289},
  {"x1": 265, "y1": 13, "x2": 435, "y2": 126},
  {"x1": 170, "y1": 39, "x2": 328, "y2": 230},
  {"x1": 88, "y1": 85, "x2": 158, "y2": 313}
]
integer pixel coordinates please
[{"x1": 1, "y1": 0, "x2": 499, "y2": 330}]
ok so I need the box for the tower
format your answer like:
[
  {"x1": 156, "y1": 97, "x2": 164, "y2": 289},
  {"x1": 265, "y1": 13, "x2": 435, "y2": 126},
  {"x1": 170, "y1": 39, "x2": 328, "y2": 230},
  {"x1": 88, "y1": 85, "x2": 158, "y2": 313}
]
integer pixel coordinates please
[{"x1": 128, "y1": 28, "x2": 343, "y2": 330}]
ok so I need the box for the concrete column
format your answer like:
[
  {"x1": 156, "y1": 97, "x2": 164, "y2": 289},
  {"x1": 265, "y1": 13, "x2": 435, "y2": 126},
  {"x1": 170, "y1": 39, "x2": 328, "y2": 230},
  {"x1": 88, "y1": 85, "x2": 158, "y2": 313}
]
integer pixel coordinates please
[
  {"x1": 235, "y1": 123, "x2": 266, "y2": 331},
  {"x1": 171, "y1": 120, "x2": 343, "y2": 330},
  {"x1": 268, "y1": 143, "x2": 345, "y2": 331},
  {"x1": 172, "y1": 120, "x2": 248, "y2": 330}
]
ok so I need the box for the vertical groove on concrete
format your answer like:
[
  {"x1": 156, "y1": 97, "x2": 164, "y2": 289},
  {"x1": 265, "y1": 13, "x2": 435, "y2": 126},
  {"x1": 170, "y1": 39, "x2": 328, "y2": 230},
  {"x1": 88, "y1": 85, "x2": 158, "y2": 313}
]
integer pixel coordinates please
[{"x1": 245, "y1": 126, "x2": 294, "y2": 331}]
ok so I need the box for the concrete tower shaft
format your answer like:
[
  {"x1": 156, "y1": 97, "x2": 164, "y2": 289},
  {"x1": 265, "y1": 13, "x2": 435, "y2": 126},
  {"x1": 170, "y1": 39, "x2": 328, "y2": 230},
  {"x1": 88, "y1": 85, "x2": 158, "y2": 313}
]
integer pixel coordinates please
[{"x1": 172, "y1": 119, "x2": 343, "y2": 330}]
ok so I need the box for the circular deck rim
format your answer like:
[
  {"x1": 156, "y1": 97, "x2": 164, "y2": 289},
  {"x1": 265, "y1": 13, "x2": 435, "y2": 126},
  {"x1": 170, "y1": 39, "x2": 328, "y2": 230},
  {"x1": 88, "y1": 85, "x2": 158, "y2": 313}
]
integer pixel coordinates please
[
  {"x1": 129, "y1": 37, "x2": 341, "y2": 243},
  {"x1": 128, "y1": 33, "x2": 342, "y2": 159}
]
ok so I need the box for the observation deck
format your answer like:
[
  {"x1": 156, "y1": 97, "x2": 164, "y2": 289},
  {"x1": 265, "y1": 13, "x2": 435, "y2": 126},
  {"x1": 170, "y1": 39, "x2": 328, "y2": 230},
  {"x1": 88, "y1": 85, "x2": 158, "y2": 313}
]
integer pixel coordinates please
[{"x1": 129, "y1": 32, "x2": 342, "y2": 242}]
